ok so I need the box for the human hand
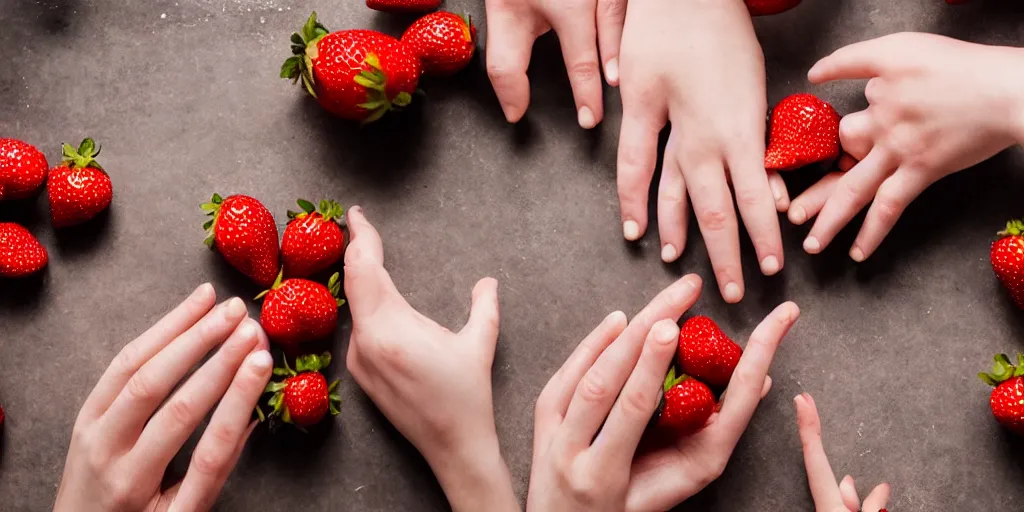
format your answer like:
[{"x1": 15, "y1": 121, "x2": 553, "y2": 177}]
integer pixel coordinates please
[
  {"x1": 616, "y1": 0, "x2": 785, "y2": 304},
  {"x1": 791, "y1": 33, "x2": 1024, "y2": 261},
  {"x1": 55, "y1": 286, "x2": 273, "y2": 512},
  {"x1": 484, "y1": 0, "x2": 624, "y2": 128},
  {"x1": 342, "y1": 206, "x2": 518, "y2": 512},
  {"x1": 795, "y1": 393, "x2": 891, "y2": 512}
]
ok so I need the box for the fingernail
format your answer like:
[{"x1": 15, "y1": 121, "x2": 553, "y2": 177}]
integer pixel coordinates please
[
  {"x1": 661, "y1": 244, "x2": 678, "y2": 262},
  {"x1": 793, "y1": 394, "x2": 804, "y2": 405},
  {"x1": 606, "y1": 310, "x2": 627, "y2": 327},
  {"x1": 850, "y1": 246, "x2": 865, "y2": 262},
  {"x1": 723, "y1": 282, "x2": 742, "y2": 303},
  {"x1": 225, "y1": 297, "x2": 246, "y2": 318},
  {"x1": 760, "y1": 255, "x2": 780, "y2": 276},
  {"x1": 789, "y1": 206, "x2": 806, "y2": 225},
  {"x1": 605, "y1": 58, "x2": 619, "y2": 84},
  {"x1": 578, "y1": 106, "x2": 596, "y2": 129},
  {"x1": 349, "y1": 205, "x2": 362, "y2": 215},
  {"x1": 682, "y1": 273, "x2": 702, "y2": 290},
  {"x1": 500, "y1": 103, "x2": 516, "y2": 123},
  {"x1": 623, "y1": 220, "x2": 641, "y2": 241},
  {"x1": 655, "y1": 322, "x2": 677, "y2": 345},
  {"x1": 248, "y1": 350, "x2": 273, "y2": 371},
  {"x1": 192, "y1": 282, "x2": 213, "y2": 300},
  {"x1": 803, "y1": 236, "x2": 820, "y2": 253}
]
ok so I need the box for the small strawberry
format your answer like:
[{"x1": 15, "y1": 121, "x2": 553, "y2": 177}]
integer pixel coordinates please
[
  {"x1": 764, "y1": 93, "x2": 841, "y2": 171},
  {"x1": 652, "y1": 367, "x2": 715, "y2": 436},
  {"x1": 257, "y1": 271, "x2": 345, "y2": 348},
  {"x1": 263, "y1": 352, "x2": 341, "y2": 428},
  {"x1": 0, "y1": 138, "x2": 49, "y2": 200},
  {"x1": 745, "y1": 0, "x2": 801, "y2": 16},
  {"x1": 678, "y1": 316, "x2": 742, "y2": 389},
  {"x1": 282, "y1": 199, "x2": 345, "y2": 278},
  {"x1": 400, "y1": 12, "x2": 476, "y2": 76},
  {"x1": 0, "y1": 223, "x2": 48, "y2": 278},
  {"x1": 978, "y1": 353, "x2": 1024, "y2": 435},
  {"x1": 992, "y1": 219, "x2": 1024, "y2": 309},
  {"x1": 281, "y1": 12, "x2": 421, "y2": 123},
  {"x1": 367, "y1": 0, "x2": 440, "y2": 13},
  {"x1": 202, "y1": 193, "x2": 280, "y2": 287},
  {"x1": 48, "y1": 138, "x2": 113, "y2": 228}
]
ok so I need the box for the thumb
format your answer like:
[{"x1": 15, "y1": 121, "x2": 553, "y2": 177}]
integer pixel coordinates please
[
  {"x1": 460, "y1": 278, "x2": 501, "y2": 350},
  {"x1": 344, "y1": 206, "x2": 398, "y2": 320}
]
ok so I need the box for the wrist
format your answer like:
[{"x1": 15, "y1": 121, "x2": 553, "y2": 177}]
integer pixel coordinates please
[{"x1": 425, "y1": 433, "x2": 519, "y2": 512}]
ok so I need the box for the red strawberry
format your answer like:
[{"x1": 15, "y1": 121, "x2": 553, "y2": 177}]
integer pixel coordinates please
[
  {"x1": 401, "y1": 12, "x2": 476, "y2": 76},
  {"x1": 263, "y1": 352, "x2": 341, "y2": 428},
  {"x1": 202, "y1": 193, "x2": 280, "y2": 287},
  {"x1": 991, "y1": 220, "x2": 1024, "y2": 309},
  {"x1": 0, "y1": 223, "x2": 48, "y2": 278},
  {"x1": 745, "y1": 0, "x2": 801, "y2": 16},
  {"x1": 979, "y1": 353, "x2": 1024, "y2": 435},
  {"x1": 281, "y1": 12, "x2": 421, "y2": 123},
  {"x1": 282, "y1": 199, "x2": 345, "y2": 278},
  {"x1": 654, "y1": 367, "x2": 715, "y2": 436},
  {"x1": 764, "y1": 93, "x2": 841, "y2": 171},
  {"x1": 257, "y1": 271, "x2": 344, "y2": 348},
  {"x1": 0, "y1": 138, "x2": 48, "y2": 200},
  {"x1": 678, "y1": 316, "x2": 742, "y2": 389},
  {"x1": 48, "y1": 138, "x2": 112, "y2": 228},
  {"x1": 367, "y1": 0, "x2": 440, "y2": 13}
]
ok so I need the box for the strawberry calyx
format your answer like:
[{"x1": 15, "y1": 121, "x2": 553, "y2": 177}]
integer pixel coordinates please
[
  {"x1": 997, "y1": 219, "x2": 1024, "y2": 238},
  {"x1": 459, "y1": 14, "x2": 475, "y2": 43},
  {"x1": 261, "y1": 352, "x2": 342, "y2": 425},
  {"x1": 663, "y1": 365, "x2": 689, "y2": 393},
  {"x1": 354, "y1": 53, "x2": 413, "y2": 124},
  {"x1": 286, "y1": 198, "x2": 344, "y2": 222},
  {"x1": 327, "y1": 271, "x2": 345, "y2": 307},
  {"x1": 281, "y1": 11, "x2": 330, "y2": 99},
  {"x1": 61, "y1": 138, "x2": 104, "y2": 171},
  {"x1": 200, "y1": 193, "x2": 225, "y2": 248},
  {"x1": 254, "y1": 269, "x2": 286, "y2": 300},
  {"x1": 978, "y1": 353, "x2": 1024, "y2": 386}
]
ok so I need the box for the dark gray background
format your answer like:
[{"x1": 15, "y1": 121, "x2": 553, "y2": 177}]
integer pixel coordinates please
[{"x1": 2, "y1": 0, "x2": 1024, "y2": 510}]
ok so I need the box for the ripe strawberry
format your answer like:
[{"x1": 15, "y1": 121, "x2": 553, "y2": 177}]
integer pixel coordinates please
[
  {"x1": 202, "y1": 193, "x2": 280, "y2": 287},
  {"x1": 653, "y1": 367, "x2": 715, "y2": 436},
  {"x1": 764, "y1": 93, "x2": 841, "y2": 171},
  {"x1": 678, "y1": 316, "x2": 742, "y2": 389},
  {"x1": 0, "y1": 138, "x2": 48, "y2": 200},
  {"x1": 257, "y1": 271, "x2": 345, "y2": 348},
  {"x1": 281, "y1": 12, "x2": 421, "y2": 123},
  {"x1": 47, "y1": 138, "x2": 112, "y2": 228},
  {"x1": 0, "y1": 223, "x2": 48, "y2": 278},
  {"x1": 367, "y1": 0, "x2": 440, "y2": 13},
  {"x1": 745, "y1": 0, "x2": 801, "y2": 16},
  {"x1": 282, "y1": 199, "x2": 345, "y2": 278},
  {"x1": 978, "y1": 353, "x2": 1024, "y2": 435},
  {"x1": 401, "y1": 12, "x2": 476, "y2": 76},
  {"x1": 263, "y1": 352, "x2": 341, "y2": 428},
  {"x1": 991, "y1": 219, "x2": 1024, "y2": 309}
]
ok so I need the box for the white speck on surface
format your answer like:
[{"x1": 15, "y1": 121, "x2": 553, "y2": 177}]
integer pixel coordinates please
[
  {"x1": 354, "y1": 486, "x2": 365, "y2": 492},
  {"x1": 160, "y1": 13, "x2": 167, "y2": 18},
  {"x1": 260, "y1": 16, "x2": 266, "y2": 23}
]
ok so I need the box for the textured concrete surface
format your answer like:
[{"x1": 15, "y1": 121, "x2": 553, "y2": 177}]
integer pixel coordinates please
[{"x1": 2, "y1": 0, "x2": 1024, "y2": 510}]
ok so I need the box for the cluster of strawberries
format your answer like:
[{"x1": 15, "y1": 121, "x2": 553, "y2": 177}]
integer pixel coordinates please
[
  {"x1": 203, "y1": 194, "x2": 346, "y2": 429},
  {"x1": 0, "y1": 137, "x2": 113, "y2": 278}
]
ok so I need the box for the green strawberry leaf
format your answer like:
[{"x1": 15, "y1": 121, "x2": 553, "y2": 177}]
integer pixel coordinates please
[
  {"x1": 328, "y1": 380, "x2": 340, "y2": 393},
  {"x1": 265, "y1": 381, "x2": 287, "y2": 393},
  {"x1": 78, "y1": 138, "x2": 95, "y2": 156},
  {"x1": 272, "y1": 368, "x2": 292, "y2": 377},
  {"x1": 979, "y1": 372, "x2": 998, "y2": 386},
  {"x1": 281, "y1": 56, "x2": 302, "y2": 79},
  {"x1": 296, "y1": 199, "x2": 316, "y2": 214},
  {"x1": 392, "y1": 92, "x2": 412, "y2": 108}
]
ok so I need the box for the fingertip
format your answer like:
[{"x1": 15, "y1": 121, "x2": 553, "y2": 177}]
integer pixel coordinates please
[
  {"x1": 651, "y1": 319, "x2": 680, "y2": 346},
  {"x1": 623, "y1": 220, "x2": 642, "y2": 241},
  {"x1": 193, "y1": 282, "x2": 215, "y2": 303},
  {"x1": 604, "y1": 58, "x2": 619, "y2": 86},
  {"x1": 682, "y1": 273, "x2": 703, "y2": 291},
  {"x1": 607, "y1": 310, "x2": 628, "y2": 329},
  {"x1": 247, "y1": 350, "x2": 273, "y2": 375},
  {"x1": 723, "y1": 282, "x2": 743, "y2": 304},
  {"x1": 578, "y1": 106, "x2": 598, "y2": 130},
  {"x1": 473, "y1": 277, "x2": 500, "y2": 299},
  {"x1": 789, "y1": 205, "x2": 808, "y2": 225}
]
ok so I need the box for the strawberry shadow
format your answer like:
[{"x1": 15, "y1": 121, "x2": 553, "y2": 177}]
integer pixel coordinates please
[
  {"x1": 0, "y1": 271, "x2": 48, "y2": 311},
  {"x1": 52, "y1": 207, "x2": 113, "y2": 259},
  {"x1": 0, "y1": 196, "x2": 47, "y2": 231}
]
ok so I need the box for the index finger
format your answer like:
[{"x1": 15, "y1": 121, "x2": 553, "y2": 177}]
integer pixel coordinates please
[
  {"x1": 794, "y1": 392, "x2": 846, "y2": 511},
  {"x1": 616, "y1": 91, "x2": 667, "y2": 242},
  {"x1": 808, "y1": 38, "x2": 895, "y2": 83},
  {"x1": 484, "y1": 1, "x2": 537, "y2": 123}
]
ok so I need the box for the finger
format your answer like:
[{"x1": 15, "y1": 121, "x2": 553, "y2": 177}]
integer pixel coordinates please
[
  {"x1": 344, "y1": 206, "x2": 402, "y2": 320},
  {"x1": 594, "y1": 320, "x2": 679, "y2": 464},
  {"x1": 787, "y1": 172, "x2": 843, "y2": 226},
  {"x1": 839, "y1": 475, "x2": 861, "y2": 511},
  {"x1": 80, "y1": 283, "x2": 216, "y2": 420},
  {"x1": 657, "y1": 135, "x2": 687, "y2": 263},
  {"x1": 484, "y1": 4, "x2": 536, "y2": 123},
  {"x1": 838, "y1": 111, "x2": 874, "y2": 161},
  {"x1": 808, "y1": 38, "x2": 893, "y2": 83},
  {"x1": 459, "y1": 278, "x2": 501, "y2": 354},
  {"x1": 849, "y1": 168, "x2": 930, "y2": 262},
  {"x1": 550, "y1": 12, "x2": 603, "y2": 129},
  {"x1": 344, "y1": 206, "x2": 384, "y2": 268},
  {"x1": 794, "y1": 392, "x2": 845, "y2": 511},
  {"x1": 617, "y1": 94, "x2": 667, "y2": 242},
  {"x1": 682, "y1": 160, "x2": 744, "y2": 303},
  {"x1": 169, "y1": 350, "x2": 273, "y2": 512},
  {"x1": 861, "y1": 483, "x2": 891, "y2": 512},
  {"x1": 596, "y1": 0, "x2": 626, "y2": 86},
  {"x1": 804, "y1": 149, "x2": 896, "y2": 254},
  {"x1": 714, "y1": 301, "x2": 799, "y2": 443},
  {"x1": 838, "y1": 153, "x2": 858, "y2": 172},
  {"x1": 100, "y1": 297, "x2": 248, "y2": 443},
  {"x1": 727, "y1": 150, "x2": 784, "y2": 277},
  {"x1": 131, "y1": 318, "x2": 262, "y2": 470},
  {"x1": 767, "y1": 171, "x2": 790, "y2": 212}
]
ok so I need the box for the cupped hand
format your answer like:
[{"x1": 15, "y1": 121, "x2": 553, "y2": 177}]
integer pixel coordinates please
[
  {"x1": 616, "y1": 0, "x2": 785, "y2": 304},
  {"x1": 55, "y1": 286, "x2": 273, "y2": 512},
  {"x1": 792, "y1": 33, "x2": 1024, "y2": 261},
  {"x1": 484, "y1": 0, "x2": 624, "y2": 128},
  {"x1": 795, "y1": 393, "x2": 891, "y2": 512}
]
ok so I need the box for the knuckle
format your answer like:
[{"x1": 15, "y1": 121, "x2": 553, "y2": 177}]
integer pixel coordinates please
[
  {"x1": 166, "y1": 397, "x2": 197, "y2": 428},
  {"x1": 191, "y1": 445, "x2": 230, "y2": 478},
  {"x1": 114, "y1": 344, "x2": 141, "y2": 376},
  {"x1": 730, "y1": 364, "x2": 761, "y2": 391},
  {"x1": 620, "y1": 387, "x2": 653, "y2": 418},
  {"x1": 373, "y1": 339, "x2": 411, "y2": 374},
  {"x1": 567, "y1": 59, "x2": 601, "y2": 84},
  {"x1": 599, "y1": 0, "x2": 626, "y2": 19},
  {"x1": 577, "y1": 372, "x2": 611, "y2": 405},
  {"x1": 863, "y1": 78, "x2": 883, "y2": 102},
  {"x1": 733, "y1": 187, "x2": 763, "y2": 210},
  {"x1": 124, "y1": 372, "x2": 156, "y2": 403},
  {"x1": 696, "y1": 207, "x2": 731, "y2": 232},
  {"x1": 107, "y1": 474, "x2": 139, "y2": 509}
]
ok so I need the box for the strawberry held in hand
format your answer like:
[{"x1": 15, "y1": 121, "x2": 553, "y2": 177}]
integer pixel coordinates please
[
  {"x1": 764, "y1": 93, "x2": 841, "y2": 171},
  {"x1": 281, "y1": 12, "x2": 421, "y2": 123},
  {"x1": 202, "y1": 193, "x2": 280, "y2": 287},
  {"x1": 282, "y1": 199, "x2": 345, "y2": 278},
  {"x1": 0, "y1": 138, "x2": 48, "y2": 200},
  {"x1": 991, "y1": 219, "x2": 1024, "y2": 309},
  {"x1": 48, "y1": 138, "x2": 112, "y2": 228},
  {"x1": 678, "y1": 316, "x2": 742, "y2": 388},
  {"x1": 264, "y1": 352, "x2": 341, "y2": 428},
  {"x1": 0, "y1": 223, "x2": 48, "y2": 278},
  {"x1": 652, "y1": 367, "x2": 715, "y2": 436},
  {"x1": 257, "y1": 271, "x2": 344, "y2": 348},
  {"x1": 366, "y1": 0, "x2": 440, "y2": 13},
  {"x1": 979, "y1": 353, "x2": 1024, "y2": 435},
  {"x1": 745, "y1": 0, "x2": 801, "y2": 16},
  {"x1": 401, "y1": 12, "x2": 476, "y2": 76}
]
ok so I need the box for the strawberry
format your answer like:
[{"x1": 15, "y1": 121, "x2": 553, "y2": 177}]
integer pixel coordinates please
[
  {"x1": 257, "y1": 271, "x2": 345, "y2": 348},
  {"x1": 0, "y1": 223, "x2": 48, "y2": 278},
  {"x1": 281, "y1": 12, "x2": 421, "y2": 123},
  {"x1": 47, "y1": 138, "x2": 113, "y2": 228},
  {"x1": 678, "y1": 316, "x2": 742, "y2": 389},
  {"x1": 367, "y1": 0, "x2": 440, "y2": 13},
  {"x1": 400, "y1": 12, "x2": 476, "y2": 76},
  {"x1": 0, "y1": 138, "x2": 48, "y2": 200},
  {"x1": 202, "y1": 193, "x2": 280, "y2": 287},
  {"x1": 764, "y1": 93, "x2": 841, "y2": 171},
  {"x1": 263, "y1": 352, "x2": 341, "y2": 428},
  {"x1": 745, "y1": 0, "x2": 801, "y2": 16},
  {"x1": 282, "y1": 199, "x2": 345, "y2": 278},
  {"x1": 653, "y1": 367, "x2": 715, "y2": 436},
  {"x1": 978, "y1": 353, "x2": 1024, "y2": 435},
  {"x1": 991, "y1": 219, "x2": 1024, "y2": 309}
]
